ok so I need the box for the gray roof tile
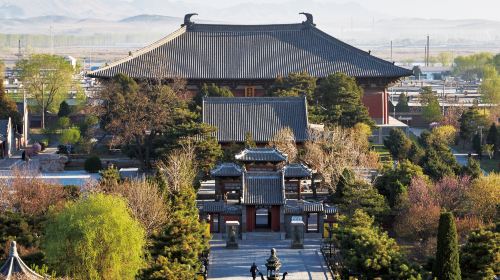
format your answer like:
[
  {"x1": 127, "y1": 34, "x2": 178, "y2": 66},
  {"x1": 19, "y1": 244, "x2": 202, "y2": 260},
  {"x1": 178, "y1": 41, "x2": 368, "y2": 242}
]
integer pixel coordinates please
[
  {"x1": 284, "y1": 163, "x2": 312, "y2": 178},
  {"x1": 88, "y1": 21, "x2": 412, "y2": 80},
  {"x1": 211, "y1": 163, "x2": 243, "y2": 177},
  {"x1": 242, "y1": 171, "x2": 285, "y2": 205},
  {"x1": 235, "y1": 148, "x2": 287, "y2": 162},
  {"x1": 203, "y1": 97, "x2": 308, "y2": 143}
]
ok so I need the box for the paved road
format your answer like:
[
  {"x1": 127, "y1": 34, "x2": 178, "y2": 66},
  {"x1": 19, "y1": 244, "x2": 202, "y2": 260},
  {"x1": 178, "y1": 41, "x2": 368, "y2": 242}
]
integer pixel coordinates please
[{"x1": 208, "y1": 239, "x2": 332, "y2": 280}]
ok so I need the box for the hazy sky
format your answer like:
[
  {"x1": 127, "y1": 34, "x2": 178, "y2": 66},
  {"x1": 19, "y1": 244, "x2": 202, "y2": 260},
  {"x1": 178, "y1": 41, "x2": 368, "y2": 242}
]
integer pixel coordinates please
[{"x1": 124, "y1": 0, "x2": 500, "y2": 21}]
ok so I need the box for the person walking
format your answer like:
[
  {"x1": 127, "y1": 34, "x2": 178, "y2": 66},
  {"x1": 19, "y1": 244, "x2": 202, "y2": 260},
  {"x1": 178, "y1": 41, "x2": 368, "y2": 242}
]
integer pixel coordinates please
[{"x1": 250, "y1": 262, "x2": 259, "y2": 280}]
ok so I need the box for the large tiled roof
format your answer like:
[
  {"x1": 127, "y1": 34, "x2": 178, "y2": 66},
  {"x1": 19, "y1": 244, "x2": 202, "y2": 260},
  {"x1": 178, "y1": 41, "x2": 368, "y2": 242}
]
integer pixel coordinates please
[
  {"x1": 203, "y1": 97, "x2": 308, "y2": 143},
  {"x1": 242, "y1": 171, "x2": 285, "y2": 205},
  {"x1": 210, "y1": 163, "x2": 243, "y2": 177},
  {"x1": 235, "y1": 148, "x2": 287, "y2": 162},
  {"x1": 284, "y1": 163, "x2": 312, "y2": 178},
  {"x1": 87, "y1": 17, "x2": 412, "y2": 80}
]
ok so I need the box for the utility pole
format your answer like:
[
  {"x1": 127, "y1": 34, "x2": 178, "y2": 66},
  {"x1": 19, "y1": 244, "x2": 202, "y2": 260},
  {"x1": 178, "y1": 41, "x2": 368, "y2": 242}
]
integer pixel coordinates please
[
  {"x1": 41, "y1": 82, "x2": 45, "y2": 129},
  {"x1": 390, "y1": 40, "x2": 393, "y2": 61},
  {"x1": 426, "y1": 35, "x2": 430, "y2": 66}
]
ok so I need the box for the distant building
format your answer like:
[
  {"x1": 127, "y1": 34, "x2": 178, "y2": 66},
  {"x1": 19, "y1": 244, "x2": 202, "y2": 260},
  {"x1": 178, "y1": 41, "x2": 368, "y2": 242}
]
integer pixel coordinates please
[
  {"x1": 88, "y1": 13, "x2": 412, "y2": 126},
  {"x1": 0, "y1": 118, "x2": 15, "y2": 158},
  {"x1": 16, "y1": 99, "x2": 29, "y2": 148}
]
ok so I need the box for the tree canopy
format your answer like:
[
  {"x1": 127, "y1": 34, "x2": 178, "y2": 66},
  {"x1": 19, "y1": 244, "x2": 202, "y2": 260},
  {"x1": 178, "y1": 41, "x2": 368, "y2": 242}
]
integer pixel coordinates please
[
  {"x1": 43, "y1": 194, "x2": 146, "y2": 280},
  {"x1": 0, "y1": 60, "x2": 21, "y2": 126},
  {"x1": 433, "y1": 212, "x2": 461, "y2": 280},
  {"x1": 268, "y1": 72, "x2": 317, "y2": 102},
  {"x1": 460, "y1": 229, "x2": 500, "y2": 280},
  {"x1": 332, "y1": 210, "x2": 422, "y2": 279},
  {"x1": 314, "y1": 73, "x2": 374, "y2": 127},
  {"x1": 16, "y1": 54, "x2": 74, "y2": 115}
]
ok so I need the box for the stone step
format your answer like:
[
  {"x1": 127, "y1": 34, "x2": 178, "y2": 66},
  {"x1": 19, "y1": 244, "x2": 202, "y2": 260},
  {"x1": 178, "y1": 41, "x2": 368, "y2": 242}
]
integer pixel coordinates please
[{"x1": 243, "y1": 232, "x2": 285, "y2": 241}]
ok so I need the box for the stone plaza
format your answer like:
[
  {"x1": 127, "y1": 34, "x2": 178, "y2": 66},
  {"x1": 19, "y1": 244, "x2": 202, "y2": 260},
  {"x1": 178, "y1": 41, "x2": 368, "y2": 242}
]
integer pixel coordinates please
[{"x1": 208, "y1": 239, "x2": 332, "y2": 280}]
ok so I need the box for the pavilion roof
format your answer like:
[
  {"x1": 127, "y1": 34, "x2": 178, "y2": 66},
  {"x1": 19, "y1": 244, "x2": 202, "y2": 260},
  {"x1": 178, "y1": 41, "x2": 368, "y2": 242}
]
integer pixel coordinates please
[
  {"x1": 0, "y1": 241, "x2": 44, "y2": 279},
  {"x1": 283, "y1": 163, "x2": 312, "y2": 178}
]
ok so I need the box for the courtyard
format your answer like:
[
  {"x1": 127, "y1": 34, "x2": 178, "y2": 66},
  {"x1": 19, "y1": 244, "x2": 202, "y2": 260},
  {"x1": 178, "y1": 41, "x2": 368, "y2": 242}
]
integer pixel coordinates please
[{"x1": 208, "y1": 239, "x2": 332, "y2": 280}]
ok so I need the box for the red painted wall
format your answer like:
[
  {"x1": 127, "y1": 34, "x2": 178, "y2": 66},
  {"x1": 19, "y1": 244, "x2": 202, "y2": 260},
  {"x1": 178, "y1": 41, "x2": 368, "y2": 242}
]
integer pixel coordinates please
[
  {"x1": 246, "y1": 206, "x2": 256, "y2": 232},
  {"x1": 362, "y1": 87, "x2": 388, "y2": 124}
]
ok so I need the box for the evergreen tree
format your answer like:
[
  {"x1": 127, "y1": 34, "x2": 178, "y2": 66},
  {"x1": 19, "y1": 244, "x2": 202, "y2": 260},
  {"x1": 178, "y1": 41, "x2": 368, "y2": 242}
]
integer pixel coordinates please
[
  {"x1": 460, "y1": 157, "x2": 482, "y2": 180},
  {"x1": 460, "y1": 229, "x2": 500, "y2": 280},
  {"x1": 459, "y1": 108, "x2": 488, "y2": 146},
  {"x1": 396, "y1": 92, "x2": 410, "y2": 112},
  {"x1": 193, "y1": 83, "x2": 233, "y2": 109},
  {"x1": 332, "y1": 210, "x2": 422, "y2": 279},
  {"x1": 314, "y1": 73, "x2": 374, "y2": 127},
  {"x1": 433, "y1": 212, "x2": 461, "y2": 280},
  {"x1": 268, "y1": 72, "x2": 317, "y2": 102},
  {"x1": 486, "y1": 123, "x2": 498, "y2": 158},
  {"x1": 383, "y1": 128, "x2": 412, "y2": 161},
  {"x1": 420, "y1": 87, "x2": 443, "y2": 123},
  {"x1": 140, "y1": 149, "x2": 208, "y2": 280},
  {"x1": 57, "y1": 100, "x2": 72, "y2": 117},
  {"x1": 332, "y1": 169, "x2": 389, "y2": 220},
  {"x1": 375, "y1": 160, "x2": 425, "y2": 208},
  {"x1": 472, "y1": 132, "x2": 482, "y2": 158}
]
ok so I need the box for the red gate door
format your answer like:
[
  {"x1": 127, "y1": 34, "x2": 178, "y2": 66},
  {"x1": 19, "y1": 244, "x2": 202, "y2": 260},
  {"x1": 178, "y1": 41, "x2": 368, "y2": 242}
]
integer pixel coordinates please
[
  {"x1": 271, "y1": 206, "x2": 280, "y2": 232},
  {"x1": 246, "y1": 206, "x2": 255, "y2": 232}
]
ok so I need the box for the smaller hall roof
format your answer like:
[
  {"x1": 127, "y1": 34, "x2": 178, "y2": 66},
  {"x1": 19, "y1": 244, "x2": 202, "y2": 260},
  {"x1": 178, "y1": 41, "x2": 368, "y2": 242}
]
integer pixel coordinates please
[
  {"x1": 242, "y1": 171, "x2": 285, "y2": 205},
  {"x1": 235, "y1": 148, "x2": 287, "y2": 162},
  {"x1": 210, "y1": 163, "x2": 243, "y2": 177},
  {"x1": 284, "y1": 163, "x2": 312, "y2": 178},
  {"x1": 202, "y1": 97, "x2": 308, "y2": 143}
]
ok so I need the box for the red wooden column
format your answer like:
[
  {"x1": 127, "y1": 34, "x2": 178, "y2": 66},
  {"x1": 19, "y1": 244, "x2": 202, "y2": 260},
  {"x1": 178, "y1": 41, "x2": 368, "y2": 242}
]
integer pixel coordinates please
[
  {"x1": 246, "y1": 206, "x2": 255, "y2": 232},
  {"x1": 271, "y1": 206, "x2": 281, "y2": 232},
  {"x1": 297, "y1": 180, "x2": 301, "y2": 200}
]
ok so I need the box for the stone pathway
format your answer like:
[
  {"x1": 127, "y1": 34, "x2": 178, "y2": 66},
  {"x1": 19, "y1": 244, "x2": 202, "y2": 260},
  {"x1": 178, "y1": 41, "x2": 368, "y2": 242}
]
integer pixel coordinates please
[{"x1": 208, "y1": 239, "x2": 332, "y2": 280}]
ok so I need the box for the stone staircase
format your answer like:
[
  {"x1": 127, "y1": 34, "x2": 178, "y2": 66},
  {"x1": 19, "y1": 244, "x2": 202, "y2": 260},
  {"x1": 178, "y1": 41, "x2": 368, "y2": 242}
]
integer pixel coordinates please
[{"x1": 243, "y1": 232, "x2": 285, "y2": 241}]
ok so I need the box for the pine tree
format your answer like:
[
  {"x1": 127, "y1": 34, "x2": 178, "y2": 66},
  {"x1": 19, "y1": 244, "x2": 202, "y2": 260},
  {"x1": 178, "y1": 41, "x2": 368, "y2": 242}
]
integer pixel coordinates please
[
  {"x1": 57, "y1": 100, "x2": 72, "y2": 117},
  {"x1": 433, "y1": 212, "x2": 461, "y2": 280},
  {"x1": 383, "y1": 128, "x2": 412, "y2": 161},
  {"x1": 140, "y1": 149, "x2": 208, "y2": 280},
  {"x1": 460, "y1": 229, "x2": 500, "y2": 280},
  {"x1": 314, "y1": 72, "x2": 374, "y2": 127},
  {"x1": 486, "y1": 123, "x2": 498, "y2": 158},
  {"x1": 460, "y1": 157, "x2": 482, "y2": 179},
  {"x1": 396, "y1": 92, "x2": 410, "y2": 112}
]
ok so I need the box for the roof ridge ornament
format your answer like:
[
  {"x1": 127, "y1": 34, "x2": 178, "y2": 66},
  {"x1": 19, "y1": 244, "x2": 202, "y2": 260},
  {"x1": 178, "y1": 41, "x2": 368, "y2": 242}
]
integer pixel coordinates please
[
  {"x1": 182, "y1": 13, "x2": 198, "y2": 27},
  {"x1": 299, "y1": 12, "x2": 315, "y2": 26}
]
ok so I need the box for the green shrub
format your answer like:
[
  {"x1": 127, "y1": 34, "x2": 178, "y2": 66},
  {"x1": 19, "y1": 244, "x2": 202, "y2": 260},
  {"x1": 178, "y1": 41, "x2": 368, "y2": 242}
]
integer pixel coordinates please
[
  {"x1": 84, "y1": 156, "x2": 102, "y2": 173},
  {"x1": 59, "y1": 127, "x2": 81, "y2": 145},
  {"x1": 57, "y1": 117, "x2": 71, "y2": 129}
]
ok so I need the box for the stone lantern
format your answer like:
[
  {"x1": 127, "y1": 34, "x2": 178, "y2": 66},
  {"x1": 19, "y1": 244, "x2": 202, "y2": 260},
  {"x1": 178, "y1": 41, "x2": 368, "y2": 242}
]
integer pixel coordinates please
[{"x1": 265, "y1": 248, "x2": 282, "y2": 279}]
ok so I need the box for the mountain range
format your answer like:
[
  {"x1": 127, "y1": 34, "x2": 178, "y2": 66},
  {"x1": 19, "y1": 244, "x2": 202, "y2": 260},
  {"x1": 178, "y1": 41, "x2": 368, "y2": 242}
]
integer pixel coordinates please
[{"x1": 0, "y1": 0, "x2": 499, "y2": 48}]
